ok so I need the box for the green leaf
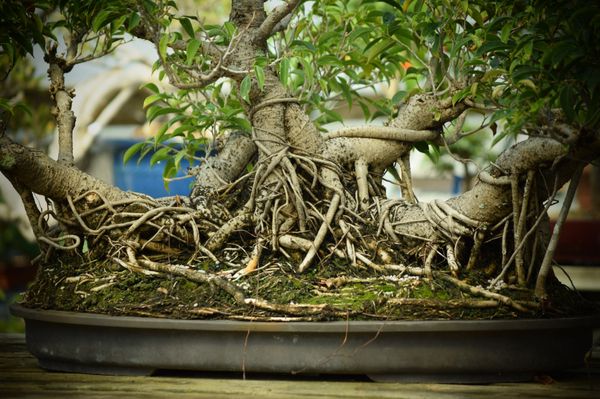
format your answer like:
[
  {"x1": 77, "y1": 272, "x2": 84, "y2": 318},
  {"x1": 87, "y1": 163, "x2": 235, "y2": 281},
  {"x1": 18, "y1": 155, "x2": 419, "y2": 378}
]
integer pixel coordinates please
[
  {"x1": 391, "y1": 90, "x2": 407, "y2": 104},
  {"x1": 291, "y1": 40, "x2": 316, "y2": 52},
  {"x1": 364, "y1": 38, "x2": 393, "y2": 62},
  {"x1": 128, "y1": 13, "x2": 141, "y2": 30},
  {"x1": 511, "y1": 65, "x2": 538, "y2": 82},
  {"x1": 150, "y1": 146, "x2": 172, "y2": 166},
  {"x1": 414, "y1": 141, "x2": 429, "y2": 154},
  {"x1": 279, "y1": 58, "x2": 290, "y2": 86},
  {"x1": 13, "y1": 102, "x2": 32, "y2": 117},
  {"x1": 386, "y1": 165, "x2": 402, "y2": 185},
  {"x1": 232, "y1": 117, "x2": 252, "y2": 132},
  {"x1": 92, "y1": 10, "x2": 112, "y2": 32},
  {"x1": 180, "y1": 18, "x2": 194, "y2": 38},
  {"x1": 123, "y1": 142, "x2": 146, "y2": 164},
  {"x1": 143, "y1": 93, "x2": 163, "y2": 108},
  {"x1": 254, "y1": 65, "x2": 265, "y2": 91},
  {"x1": 158, "y1": 33, "x2": 169, "y2": 59},
  {"x1": 146, "y1": 106, "x2": 178, "y2": 122},
  {"x1": 239, "y1": 75, "x2": 251, "y2": 102},
  {"x1": 0, "y1": 98, "x2": 13, "y2": 114},
  {"x1": 154, "y1": 123, "x2": 170, "y2": 148},
  {"x1": 560, "y1": 86, "x2": 576, "y2": 122},
  {"x1": 366, "y1": 0, "x2": 403, "y2": 10},
  {"x1": 174, "y1": 149, "x2": 186, "y2": 169},
  {"x1": 141, "y1": 82, "x2": 160, "y2": 94},
  {"x1": 322, "y1": 108, "x2": 343, "y2": 123},
  {"x1": 500, "y1": 23, "x2": 512, "y2": 44},
  {"x1": 186, "y1": 38, "x2": 201, "y2": 65}
]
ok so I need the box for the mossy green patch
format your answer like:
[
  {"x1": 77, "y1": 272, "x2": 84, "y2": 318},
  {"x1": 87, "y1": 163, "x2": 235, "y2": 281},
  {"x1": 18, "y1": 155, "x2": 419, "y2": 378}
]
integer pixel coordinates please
[{"x1": 22, "y1": 251, "x2": 597, "y2": 321}]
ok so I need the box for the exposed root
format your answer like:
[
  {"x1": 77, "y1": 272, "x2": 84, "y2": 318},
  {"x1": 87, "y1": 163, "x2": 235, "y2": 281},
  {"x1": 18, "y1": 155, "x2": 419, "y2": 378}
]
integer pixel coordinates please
[
  {"x1": 397, "y1": 153, "x2": 417, "y2": 204},
  {"x1": 511, "y1": 171, "x2": 525, "y2": 285},
  {"x1": 322, "y1": 125, "x2": 439, "y2": 141},
  {"x1": 20, "y1": 126, "x2": 579, "y2": 322},
  {"x1": 355, "y1": 157, "x2": 370, "y2": 211},
  {"x1": 445, "y1": 243, "x2": 459, "y2": 276},
  {"x1": 298, "y1": 193, "x2": 340, "y2": 272},
  {"x1": 438, "y1": 273, "x2": 533, "y2": 313},
  {"x1": 535, "y1": 164, "x2": 584, "y2": 299},
  {"x1": 465, "y1": 230, "x2": 484, "y2": 272},
  {"x1": 423, "y1": 244, "x2": 438, "y2": 279},
  {"x1": 490, "y1": 178, "x2": 559, "y2": 288},
  {"x1": 386, "y1": 298, "x2": 500, "y2": 309}
]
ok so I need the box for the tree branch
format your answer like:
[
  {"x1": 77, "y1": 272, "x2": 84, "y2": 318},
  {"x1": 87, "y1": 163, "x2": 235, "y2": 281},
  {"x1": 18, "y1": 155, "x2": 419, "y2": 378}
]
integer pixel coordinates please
[
  {"x1": 0, "y1": 136, "x2": 129, "y2": 204},
  {"x1": 45, "y1": 45, "x2": 75, "y2": 165},
  {"x1": 323, "y1": 126, "x2": 439, "y2": 142},
  {"x1": 255, "y1": 0, "x2": 302, "y2": 43}
]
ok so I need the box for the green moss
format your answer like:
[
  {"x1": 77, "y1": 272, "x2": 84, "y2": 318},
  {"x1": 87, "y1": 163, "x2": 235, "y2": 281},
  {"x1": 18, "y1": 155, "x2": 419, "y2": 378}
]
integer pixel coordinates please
[
  {"x1": 0, "y1": 154, "x2": 16, "y2": 169},
  {"x1": 22, "y1": 249, "x2": 596, "y2": 321}
]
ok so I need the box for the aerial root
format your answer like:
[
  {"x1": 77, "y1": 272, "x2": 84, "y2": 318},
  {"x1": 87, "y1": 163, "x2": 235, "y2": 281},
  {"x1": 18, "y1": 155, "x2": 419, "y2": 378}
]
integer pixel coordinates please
[
  {"x1": 338, "y1": 219, "x2": 356, "y2": 266},
  {"x1": 535, "y1": 164, "x2": 584, "y2": 299},
  {"x1": 445, "y1": 243, "x2": 459, "y2": 276},
  {"x1": 465, "y1": 230, "x2": 485, "y2": 271},
  {"x1": 38, "y1": 234, "x2": 81, "y2": 250},
  {"x1": 298, "y1": 193, "x2": 341, "y2": 272},
  {"x1": 489, "y1": 174, "x2": 559, "y2": 289},
  {"x1": 416, "y1": 199, "x2": 490, "y2": 275},
  {"x1": 397, "y1": 153, "x2": 417, "y2": 204},
  {"x1": 510, "y1": 170, "x2": 526, "y2": 285},
  {"x1": 423, "y1": 244, "x2": 438, "y2": 279},
  {"x1": 355, "y1": 157, "x2": 369, "y2": 211},
  {"x1": 205, "y1": 210, "x2": 253, "y2": 252},
  {"x1": 234, "y1": 238, "x2": 265, "y2": 278}
]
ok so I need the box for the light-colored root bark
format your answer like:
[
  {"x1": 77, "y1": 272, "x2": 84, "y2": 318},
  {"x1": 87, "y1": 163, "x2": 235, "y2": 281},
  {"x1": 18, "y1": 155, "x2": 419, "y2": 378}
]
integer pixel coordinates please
[
  {"x1": 535, "y1": 164, "x2": 584, "y2": 299},
  {"x1": 490, "y1": 178, "x2": 559, "y2": 288},
  {"x1": 445, "y1": 243, "x2": 460, "y2": 276},
  {"x1": 322, "y1": 125, "x2": 439, "y2": 142},
  {"x1": 298, "y1": 193, "x2": 341, "y2": 272},
  {"x1": 397, "y1": 153, "x2": 417, "y2": 204},
  {"x1": 511, "y1": 171, "x2": 525, "y2": 285},
  {"x1": 355, "y1": 157, "x2": 370, "y2": 211},
  {"x1": 466, "y1": 231, "x2": 484, "y2": 271}
]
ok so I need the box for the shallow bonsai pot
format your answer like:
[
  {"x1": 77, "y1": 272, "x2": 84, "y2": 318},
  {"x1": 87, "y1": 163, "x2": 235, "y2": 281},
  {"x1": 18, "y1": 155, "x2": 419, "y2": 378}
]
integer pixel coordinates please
[{"x1": 10, "y1": 304, "x2": 600, "y2": 382}]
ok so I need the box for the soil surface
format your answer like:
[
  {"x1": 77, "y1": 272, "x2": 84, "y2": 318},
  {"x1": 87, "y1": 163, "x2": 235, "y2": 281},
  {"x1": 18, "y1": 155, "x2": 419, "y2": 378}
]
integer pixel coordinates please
[{"x1": 22, "y1": 253, "x2": 597, "y2": 321}]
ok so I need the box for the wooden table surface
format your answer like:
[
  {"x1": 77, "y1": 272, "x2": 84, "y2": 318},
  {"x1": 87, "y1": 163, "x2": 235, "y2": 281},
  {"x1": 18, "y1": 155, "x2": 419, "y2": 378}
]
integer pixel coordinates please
[{"x1": 1, "y1": 333, "x2": 599, "y2": 399}]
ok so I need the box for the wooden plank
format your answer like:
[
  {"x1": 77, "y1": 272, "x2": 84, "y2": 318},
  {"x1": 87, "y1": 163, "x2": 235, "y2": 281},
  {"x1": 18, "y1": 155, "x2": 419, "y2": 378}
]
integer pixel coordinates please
[{"x1": 1, "y1": 333, "x2": 599, "y2": 399}]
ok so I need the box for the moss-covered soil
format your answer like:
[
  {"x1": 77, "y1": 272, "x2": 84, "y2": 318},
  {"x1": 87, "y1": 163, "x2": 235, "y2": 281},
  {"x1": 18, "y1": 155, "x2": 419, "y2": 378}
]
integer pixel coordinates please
[{"x1": 22, "y1": 252, "x2": 597, "y2": 321}]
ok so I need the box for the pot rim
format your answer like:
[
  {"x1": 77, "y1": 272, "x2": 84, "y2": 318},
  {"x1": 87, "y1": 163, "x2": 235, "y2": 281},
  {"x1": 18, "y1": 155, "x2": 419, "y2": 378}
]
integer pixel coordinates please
[{"x1": 11, "y1": 303, "x2": 600, "y2": 333}]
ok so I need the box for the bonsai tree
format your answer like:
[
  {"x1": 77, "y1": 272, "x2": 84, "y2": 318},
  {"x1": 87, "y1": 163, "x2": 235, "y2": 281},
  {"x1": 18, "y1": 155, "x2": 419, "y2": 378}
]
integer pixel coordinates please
[{"x1": 1, "y1": 0, "x2": 598, "y2": 320}]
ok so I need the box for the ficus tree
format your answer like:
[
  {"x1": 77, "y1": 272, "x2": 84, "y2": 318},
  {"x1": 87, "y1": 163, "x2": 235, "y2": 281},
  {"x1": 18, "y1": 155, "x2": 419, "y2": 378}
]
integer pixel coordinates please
[{"x1": 1, "y1": 0, "x2": 599, "y2": 320}]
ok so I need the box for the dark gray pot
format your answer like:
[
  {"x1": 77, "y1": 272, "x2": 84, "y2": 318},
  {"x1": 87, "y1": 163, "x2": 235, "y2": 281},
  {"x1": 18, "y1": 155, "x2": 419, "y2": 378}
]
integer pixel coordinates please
[{"x1": 10, "y1": 304, "x2": 599, "y2": 382}]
